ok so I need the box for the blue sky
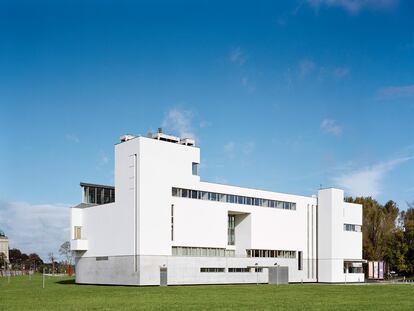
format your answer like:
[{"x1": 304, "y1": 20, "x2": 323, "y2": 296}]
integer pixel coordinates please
[{"x1": 0, "y1": 0, "x2": 413, "y2": 259}]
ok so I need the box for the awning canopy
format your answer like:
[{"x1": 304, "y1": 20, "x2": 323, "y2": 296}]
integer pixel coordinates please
[{"x1": 344, "y1": 259, "x2": 367, "y2": 263}]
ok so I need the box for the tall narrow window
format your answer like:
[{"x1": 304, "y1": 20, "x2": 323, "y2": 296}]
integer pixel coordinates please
[
  {"x1": 228, "y1": 215, "x2": 235, "y2": 245},
  {"x1": 298, "y1": 251, "x2": 303, "y2": 270},
  {"x1": 192, "y1": 162, "x2": 199, "y2": 176},
  {"x1": 171, "y1": 204, "x2": 174, "y2": 241},
  {"x1": 74, "y1": 226, "x2": 82, "y2": 240}
]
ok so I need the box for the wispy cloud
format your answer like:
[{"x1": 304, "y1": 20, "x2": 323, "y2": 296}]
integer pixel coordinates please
[
  {"x1": 276, "y1": 17, "x2": 287, "y2": 27},
  {"x1": 333, "y1": 66, "x2": 351, "y2": 78},
  {"x1": 229, "y1": 47, "x2": 247, "y2": 66},
  {"x1": 321, "y1": 119, "x2": 343, "y2": 136},
  {"x1": 299, "y1": 59, "x2": 316, "y2": 77},
  {"x1": 65, "y1": 134, "x2": 80, "y2": 143},
  {"x1": 241, "y1": 75, "x2": 256, "y2": 92},
  {"x1": 229, "y1": 47, "x2": 256, "y2": 92},
  {"x1": 96, "y1": 151, "x2": 110, "y2": 170},
  {"x1": 333, "y1": 157, "x2": 412, "y2": 197},
  {"x1": 99, "y1": 154, "x2": 109, "y2": 166},
  {"x1": 223, "y1": 141, "x2": 236, "y2": 159},
  {"x1": 297, "y1": 60, "x2": 350, "y2": 80},
  {"x1": 376, "y1": 84, "x2": 414, "y2": 100},
  {"x1": 223, "y1": 141, "x2": 255, "y2": 159},
  {"x1": 162, "y1": 107, "x2": 197, "y2": 140},
  {"x1": 0, "y1": 201, "x2": 70, "y2": 261},
  {"x1": 199, "y1": 121, "x2": 211, "y2": 129},
  {"x1": 242, "y1": 141, "x2": 255, "y2": 155},
  {"x1": 306, "y1": 0, "x2": 397, "y2": 14}
]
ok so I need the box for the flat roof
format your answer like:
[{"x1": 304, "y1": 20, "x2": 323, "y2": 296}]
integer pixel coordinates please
[{"x1": 80, "y1": 182, "x2": 115, "y2": 189}]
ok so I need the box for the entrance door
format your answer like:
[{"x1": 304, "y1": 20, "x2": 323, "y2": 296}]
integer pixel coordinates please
[{"x1": 160, "y1": 267, "x2": 168, "y2": 286}]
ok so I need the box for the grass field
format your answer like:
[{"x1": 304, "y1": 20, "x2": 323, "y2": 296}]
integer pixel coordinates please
[{"x1": 1, "y1": 275, "x2": 413, "y2": 311}]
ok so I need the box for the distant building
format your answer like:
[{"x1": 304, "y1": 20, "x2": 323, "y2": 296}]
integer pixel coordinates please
[
  {"x1": 0, "y1": 231, "x2": 9, "y2": 265},
  {"x1": 71, "y1": 130, "x2": 365, "y2": 286}
]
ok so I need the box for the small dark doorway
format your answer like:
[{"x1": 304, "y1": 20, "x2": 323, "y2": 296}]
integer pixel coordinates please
[{"x1": 160, "y1": 267, "x2": 168, "y2": 286}]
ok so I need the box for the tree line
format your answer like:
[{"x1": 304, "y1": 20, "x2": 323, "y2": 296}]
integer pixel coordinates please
[
  {"x1": 2, "y1": 249, "x2": 44, "y2": 271},
  {"x1": 346, "y1": 197, "x2": 414, "y2": 275},
  {"x1": 1, "y1": 241, "x2": 73, "y2": 273}
]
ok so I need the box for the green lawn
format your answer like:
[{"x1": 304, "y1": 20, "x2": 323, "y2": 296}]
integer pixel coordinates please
[{"x1": 1, "y1": 275, "x2": 413, "y2": 311}]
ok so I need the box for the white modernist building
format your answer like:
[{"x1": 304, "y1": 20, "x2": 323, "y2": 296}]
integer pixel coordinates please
[{"x1": 71, "y1": 130, "x2": 365, "y2": 285}]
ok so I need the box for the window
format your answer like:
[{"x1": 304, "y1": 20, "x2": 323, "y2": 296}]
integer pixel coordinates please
[
  {"x1": 225, "y1": 250, "x2": 235, "y2": 257},
  {"x1": 82, "y1": 185, "x2": 115, "y2": 205},
  {"x1": 200, "y1": 268, "x2": 225, "y2": 273},
  {"x1": 228, "y1": 215, "x2": 235, "y2": 245},
  {"x1": 344, "y1": 224, "x2": 362, "y2": 232},
  {"x1": 172, "y1": 246, "x2": 234, "y2": 257},
  {"x1": 228, "y1": 268, "x2": 251, "y2": 273},
  {"x1": 171, "y1": 204, "x2": 174, "y2": 241},
  {"x1": 171, "y1": 187, "x2": 297, "y2": 211},
  {"x1": 247, "y1": 249, "x2": 296, "y2": 258},
  {"x1": 88, "y1": 187, "x2": 96, "y2": 203},
  {"x1": 192, "y1": 162, "x2": 199, "y2": 176},
  {"x1": 74, "y1": 226, "x2": 82, "y2": 240},
  {"x1": 344, "y1": 262, "x2": 363, "y2": 273},
  {"x1": 96, "y1": 256, "x2": 108, "y2": 261},
  {"x1": 103, "y1": 188, "x2": 111, "y2": 204},
  {"x1": 182, "y1": 189, "x2": 188, "y2": 198},
  {"x1": 298, "y1": 251, "x2": 303, "y2": 270}
]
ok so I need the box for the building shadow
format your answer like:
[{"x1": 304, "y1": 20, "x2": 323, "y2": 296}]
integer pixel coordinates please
[{"x1": 56, "y1": 279, "x2": 76, "y2": 285}]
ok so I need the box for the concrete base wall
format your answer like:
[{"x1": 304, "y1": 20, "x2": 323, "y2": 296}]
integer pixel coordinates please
[
  {"x1": 75, "y1": 256, "x2": 140, "y2": 285},
  {"x1": 75, "y1": 255, "x2": 317, "y2": 286}
]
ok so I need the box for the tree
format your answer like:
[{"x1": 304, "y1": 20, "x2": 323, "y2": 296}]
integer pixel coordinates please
[
  {"x1": 48, "y1": 252, "x2": 56, "y2": 275},
  {"x1": 9, "y1": 248, "x2": 22, "y2": 266},
  {"x1": 59, "y1": 241, "x2": 72, "y2": 265},
  {"x1": 28, "y1": 253, "x2": 43, "y2": 271},
  {"x1": 345, "y1": 197, "x2": 401, "y2": 276},
  {"x1": 0, "y1": 253, "x2": 6, "y2": 269},
  {"x1": 385, "y1": 227, "x2": 409, "y2": 273},
  {"x1": 402, "y1": 206, "x2": 414, "y2": 274}
]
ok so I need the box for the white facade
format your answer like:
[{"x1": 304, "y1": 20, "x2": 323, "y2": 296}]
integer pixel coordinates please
[{"x1": 71, "y1": 132, "x2": 364, "y2": 285}]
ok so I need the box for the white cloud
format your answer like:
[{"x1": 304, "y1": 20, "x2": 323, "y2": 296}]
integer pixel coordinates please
[
  {"x1": 306, "y1": 0, "x2": 397, "y2": 14},
  {"x1": 162, "y1": 108, "x2": 196, "y2": 140},
  {"x1": 65, "y1": 134, "x2": 79, "y2": 143},
  {"x1": 0, "y1": 201, "x2": 70, "y2": 261},
  {"x1": 229, "y1": 47, "x2": 247, "y2": 66},
  {"x1": 377, "y1": 84, "x2": 414, "y2": 100},
  {"x1": 334, "y1": 157, "x2": 412, "y2": 197},
  {"x1": 321, "y1": 119, "x2": 343, "y2": 136}
]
